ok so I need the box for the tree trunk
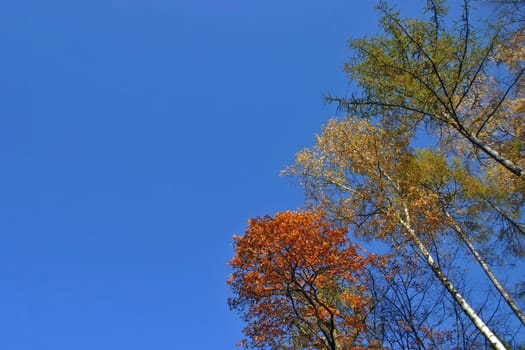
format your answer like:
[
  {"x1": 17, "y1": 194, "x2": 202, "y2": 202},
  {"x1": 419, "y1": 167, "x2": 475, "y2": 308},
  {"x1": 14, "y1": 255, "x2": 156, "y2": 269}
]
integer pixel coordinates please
[
  {"x1": 455, "y1": 123, "x2": 523, "y2": 178},
  {"x1": 398, "y1": 205, "x2": 507, "y2": 350},
  {"x1": 445, "y1": 209, "x2": 525, "y2": 326}
]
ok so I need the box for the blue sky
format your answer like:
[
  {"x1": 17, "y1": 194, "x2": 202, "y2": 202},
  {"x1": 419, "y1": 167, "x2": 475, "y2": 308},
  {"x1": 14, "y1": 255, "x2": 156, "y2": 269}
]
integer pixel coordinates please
[{"x1": 0, "y1": 1, "x2": 423, "y2": 349}]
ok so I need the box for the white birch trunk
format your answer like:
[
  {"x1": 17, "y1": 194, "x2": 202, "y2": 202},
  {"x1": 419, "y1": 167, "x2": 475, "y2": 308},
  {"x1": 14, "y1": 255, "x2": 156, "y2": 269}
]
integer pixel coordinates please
[
  {"x1": 445, "y1": 210, "x2": 525, "y2": 326},
  {"x1": 398, "y1": 205, "x2": 507, "y2": 350}
]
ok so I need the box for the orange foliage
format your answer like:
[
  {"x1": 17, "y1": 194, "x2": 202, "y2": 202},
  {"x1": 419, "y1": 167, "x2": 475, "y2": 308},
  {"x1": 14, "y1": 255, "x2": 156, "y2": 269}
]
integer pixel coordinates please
[{"x1": 228, "y1": 210, "x2": 384, "y2": 349}]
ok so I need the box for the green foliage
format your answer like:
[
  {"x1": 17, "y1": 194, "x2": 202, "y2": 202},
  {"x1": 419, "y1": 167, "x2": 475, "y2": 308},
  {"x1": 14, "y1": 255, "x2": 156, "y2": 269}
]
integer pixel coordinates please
[
  {"x1": 231, "y1": 1, "x2": 525, "y2": 348},
  {"x1": 288, "y1": 0, "x2": 525, "y2": 347}
]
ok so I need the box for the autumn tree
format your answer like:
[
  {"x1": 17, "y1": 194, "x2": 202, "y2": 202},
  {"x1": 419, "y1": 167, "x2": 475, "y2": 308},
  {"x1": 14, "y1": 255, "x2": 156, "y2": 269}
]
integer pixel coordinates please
[
  {"x1": 289, "y1": 118, "x2": 503, "y2": 345},
  {"x1": 228, "y1": 210, "x2": 385, "y2": 349},
  {"x1": 329, "y1": 0, "x2": 525, "y2": 265},
  {"x1": 286, "y1": 116, "x2": 523, "y2": 348},
  {"x1": 330, "y1": 0, "x2": 524, "y2": 180},
  {"x1": 339, "y1": 0, "x2": 525, "y2": 326},
  {"x1": 329, "y1": 0, "x2": 525, "y2": 254},
  {"x1": 229, "y1": 1, "x2": 524, "y2": 348},
  {"x1": 281, "y1": 0, "x2": 525, "y2": 347}
]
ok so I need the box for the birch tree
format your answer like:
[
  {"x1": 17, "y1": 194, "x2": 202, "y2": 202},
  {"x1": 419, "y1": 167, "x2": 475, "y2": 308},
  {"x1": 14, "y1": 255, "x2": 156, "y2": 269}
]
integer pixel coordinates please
[
  {"x1": 285, "y1": 117, "x2": 517, "y2": 348},
  {"x1": 283, "y1": 0, "x2": 525, "y2": 346}
]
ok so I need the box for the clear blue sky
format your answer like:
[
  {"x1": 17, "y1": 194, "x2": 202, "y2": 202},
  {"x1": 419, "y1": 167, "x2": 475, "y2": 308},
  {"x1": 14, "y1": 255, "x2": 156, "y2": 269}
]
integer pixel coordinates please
[{"x1": 0, "y1": 1, "x2": 423, "y2": 349}]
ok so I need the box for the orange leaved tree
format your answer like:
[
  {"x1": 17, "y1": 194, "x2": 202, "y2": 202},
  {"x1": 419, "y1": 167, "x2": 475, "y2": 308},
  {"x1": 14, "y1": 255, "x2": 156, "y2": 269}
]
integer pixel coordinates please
[{"x1": 228, "y1": 210, "x2": 384, "y2": 350}]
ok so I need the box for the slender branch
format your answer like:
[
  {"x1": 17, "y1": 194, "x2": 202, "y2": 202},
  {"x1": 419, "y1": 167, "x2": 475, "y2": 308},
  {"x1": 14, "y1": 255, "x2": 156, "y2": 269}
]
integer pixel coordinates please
[
  {"x1": 485, "y1": 198, "x2": 525, "y2": 236},
  {"x1": 445, "y1": 209, "x2": 525, "y2": 325},
  {"x1": 476, "y1": 66, "x2": 525, "y2": 136}
]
